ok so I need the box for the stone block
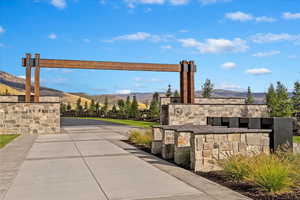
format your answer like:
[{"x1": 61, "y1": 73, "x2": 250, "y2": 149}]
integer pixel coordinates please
[
  {"x1": 163, "y1": 130, "x2": 175, "y2": 144},
  {"x1": 228, "y1": 134, "x2": 240, "y2": 142},
  {"x1": 151, "y1": 141, "x2": 162, "y2": 155},
  {"x1": 162, "y1": 144, "x2": 174, "y2": 160},
  {"x1": 246, "y1": 133, "x2": 261, "y2": 145},
  {"x1": 153, "y1": 128, "x2": 163, "y2": 141}
]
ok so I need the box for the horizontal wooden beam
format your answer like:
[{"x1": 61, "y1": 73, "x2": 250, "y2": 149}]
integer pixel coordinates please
[{"x1": 22, "y1": 58, "x2": 181, "y2": 72}]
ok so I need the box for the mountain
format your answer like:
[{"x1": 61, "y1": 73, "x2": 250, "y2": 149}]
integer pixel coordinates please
[{"x1": 0, "y1": 71, "x2": 91, "y2": 107}]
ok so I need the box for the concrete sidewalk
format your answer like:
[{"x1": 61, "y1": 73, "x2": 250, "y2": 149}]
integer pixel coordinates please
[{"x1": 1, "y1": 122, "x2": 250, "y2": 200}]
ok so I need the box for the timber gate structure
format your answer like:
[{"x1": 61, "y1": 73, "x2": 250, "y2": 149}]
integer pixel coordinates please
[{"x1": 22, "y1": 53, "x2": 196, "y2": 104}]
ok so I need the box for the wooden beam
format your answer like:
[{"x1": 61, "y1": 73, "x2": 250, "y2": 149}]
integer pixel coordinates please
[
  {"x1": 25, "y1": 53, "x2": 31, "y2": 103},
  {"x1": 34, "y1": 54, "x2": 40, "y2": 103},
  {"x1": 187, "y1": 61, "x2": 195, "y2": 104},
  {"x1": 22, "y1": 59, "x2": 181, "y2": 72},
  {"x1": 180, "y1": 61, "x2": 189, "y2": 104}
]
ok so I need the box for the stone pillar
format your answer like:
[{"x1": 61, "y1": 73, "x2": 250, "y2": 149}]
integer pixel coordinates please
[
  {"x1": 151, "y1": 127, "x2": 163, "y2": 155},
  {"x1": 161, "y1": 130, "x2": 175, "y2": 160},
  {"x1": 174, "y1": 131, "x2": 191, "y2": 167}
]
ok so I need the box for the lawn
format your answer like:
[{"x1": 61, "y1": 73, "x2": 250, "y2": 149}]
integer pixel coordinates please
[
  {"x1": 294, "y1": 136, "x2": 300, "y2": 143},
  {"x1": 78, "y1": 117, "x2": 159, "y2": 128},
  {"x1": 0, "y1": 134, "x2": 20, "y2": 149}
]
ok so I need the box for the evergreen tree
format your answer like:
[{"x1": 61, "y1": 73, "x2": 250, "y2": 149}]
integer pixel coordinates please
[
  {"x1": 275, "y1": 81, "x2": 294, "y2": 117},
  {"x1": 89, "y1": 99, "x2": 96, "y2": 112},
  {"x1": 112, "y1": 104, "x2": 117, "y2": 113},
  {"x1": 76, "y1": 98, "x2": 83, "y2": 113},
  {"x1": 173, "y1": 90, "x2": 180, "y2": 97},
  {"x1": 266, "y1": 84, "x2": 277, "y2": 117},
  {"x1": 84, "y1": 101, "x2": 88, "y2": 111},
  {"x1": 130, "y1": 95, "x2": 139, "y2": 119},
  {"x1": 292, "y1": 81, "x2": 300, "y2": 115},
  {"x1": 67, "y1": 102, "x2": 72, "y2": 111},
  {"x1": 95, "y1": 102, "x2": 100, "y2": 116},
  {"x1": 125, "y1": 96, "x2": 131, "y2": 118},
  {"x1": 149, "y1": 92, "x2": 160, "y2": 119},
  {"x1": 117, "y1": 99, "x2": 125, "y2": 117},
  {"x1": 101, "y1": 97, "x2": 108, "y2": 116},
  {"x1": 246, "y1": 86, "x2": 254, "y2": 104},
  {"x1": 201, "y1": 79, "x2": 214, "y2": 98},
  {"x1": 166, "y1": 84, "x2": 172, "y2": 97}
]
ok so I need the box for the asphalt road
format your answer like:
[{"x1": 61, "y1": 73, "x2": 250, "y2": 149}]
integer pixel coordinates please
[{"x1": 60, "y1": 117, "x2": 127, "y2": 127}]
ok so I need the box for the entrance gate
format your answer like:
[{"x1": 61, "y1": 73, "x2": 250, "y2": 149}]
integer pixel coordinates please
[{"x1": 22, "y1": 53, "x2": 196, "y2": 104}]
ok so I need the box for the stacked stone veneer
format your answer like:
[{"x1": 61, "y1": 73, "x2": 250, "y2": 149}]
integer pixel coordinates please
[
  {"x1": 160, "y1": 97, "x2": 246, "y2": 106},
  {"x1": 0, "y1": 96, "x2": 60, "y2": 103},
  {"x1": 166, "y1": 104, "x2": 268, "y2": 126},
  {"x1": 0, "y1": 96, "x2": 60, "y2": 135},
  {"x1": 190, "y1": 132, "x2": 270, "y2": 172}
]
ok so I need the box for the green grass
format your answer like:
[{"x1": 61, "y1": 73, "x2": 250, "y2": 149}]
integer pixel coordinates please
[
  {"x1": 294, "y1": 136, "x2": 300, "y2": 143},
  {"x1": 78, "y1": 117, "x2": 159, "y2": 128},
  {"x1": 0, "y1": 134, "x2": 20, "y2": 149}
]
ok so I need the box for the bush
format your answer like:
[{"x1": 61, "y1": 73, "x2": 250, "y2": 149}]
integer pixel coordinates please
[
  {"x1": 128, "y1": 129, "x2": 152, "y2": 148},
  {"x1": 247, "y1": 154, "x2": 293, "y2": 194},
  {"x1": 220, "y1": 155, "x2": 250, "y2": 182}
]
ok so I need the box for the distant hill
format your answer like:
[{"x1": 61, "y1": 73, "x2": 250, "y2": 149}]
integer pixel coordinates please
[{"x1": 3, "y1": 70, "x2": 292, "y2": 106}]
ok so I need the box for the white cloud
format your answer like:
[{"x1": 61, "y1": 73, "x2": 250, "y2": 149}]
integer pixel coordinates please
[
  {"x1": 225, "y1": 12, "x2": 275, "y2": 23},
  {"x1": 0, "y1": 26, "x2": 5, "y2": 34},
  {"x1": 179, "y1": 29, "x2": 188, "y2": 33},
  {"x1": 221, "y1": 62, "x2": 236, "y2": 69},
  {"x1": 220, "y1": 83, "x2": 242, "y2": 90},
  {"x1": 283, "y1": 12, "x2": 300, "y2": 20},
  {"x1": 48, "y1": 33, "x2": 57, "y2": 40},
  {"x1": 170, "y1": 0, "x2": 189, "y2": 5},
  {"x1": 225, "y1": 11, "x2": 253, "y2": 22},
  {"x1": 83, "y1": 38, "x2": 91, "y2": 43},
  {"x1": 178, "y1": 37, "x2": 248, "y2": 54},
  {"x1": 252, "y1": 50, "x2": 280, "y2": 57},
  {"x1": 106, "y1": 32, "x2": 174, "y2": 43},
  {"x1": 112, "y1": 32, "x2": 151, "y2": 41},
  {"x1": 161, "y1": 45, "x2": 172, "y2": 49},
  {"x1": 250, "y1": 33, "x2": 300, "y2": 45},
  {"x1": 246, "y1": 68, "x2": 271, "y2": 75},
  {"x1": 117, "y1": 89, "x2": 131, "y2": 94},
  {"x1": 255, "y1": 16, "x2": 276, "y2": 23},
  {"x1": 125, "y1": 0, "x2": 165, "y2": 8},
  {"x1": 200, "y1": 0, "x2": 231, "y2": 5},
  {"x1": 50, "y1": 0, "x2": 67, "y2": 9}
]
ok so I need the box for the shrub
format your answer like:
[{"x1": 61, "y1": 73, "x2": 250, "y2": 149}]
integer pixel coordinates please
[
  {"x1": 220, "y1": 155, "x2": 250, "y2": 182},
  {"x1": 247, "y1": 154, "x2": 293, "y2": 194},
  {"x1": 128, "y1": 129, "x2": 152, "y2": 148}
]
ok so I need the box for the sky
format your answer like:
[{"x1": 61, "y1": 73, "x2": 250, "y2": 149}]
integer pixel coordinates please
[{"x1": 0, "y1": 0, "x2": 299, "y2": 95}]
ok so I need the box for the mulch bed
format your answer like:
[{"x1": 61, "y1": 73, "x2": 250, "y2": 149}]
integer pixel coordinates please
[{"x1": 124, "y1": 141, "x2": 300, "y2": 200}]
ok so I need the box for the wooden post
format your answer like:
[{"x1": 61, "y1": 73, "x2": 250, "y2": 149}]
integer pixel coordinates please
[
  {"x1": 187, "y1": 61, "x2": 195, "y2": 104},
  {"x1": 25, "y1": 53, "x2": 32, "y2": 102},
  {"x1": 180, "y1": 61, "x2": 189, "y2": 104},
  {"x1": 34, "y1": 54, "x2": 40, "y2": 102}
]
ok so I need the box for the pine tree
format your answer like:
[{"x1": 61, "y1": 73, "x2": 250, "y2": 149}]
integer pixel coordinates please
[
  {"x1": 266, "y1": 84, "x2": 277, "y2": 117},
  {"x1": 76, "y1": 98, "x2": 82, "y2": 113},
  {"x1": 201, "y1": 79, "x2": 214, "y2": 98},
  {"x1": 149, "y1": 92, "x2": 160, "y2": 119},
  {"x1": 112, "y1": 104, "x2": 117, "y2": 113},
  {"x1": 67, "y1": 102, "x2": 72, "y2": 111},
  {"x1": 166, "y1": 84, "x2": 172, "y2": 97},
  {"x1": 292, "y1": 81, "x2": 300, "y2": 115},
  {"x1": 125, "y1": 96, "x2": 131, "y2": 118},
  {"x1": 95, "y1": 102, "x2": 100, "y2": 116},
  {"x1": 117, "y1": 99, "x2": 125, "y2": 118},
  {"x1": 275, "y1": 81, "x2": 294, "y2": 117},
  {"x1": 173, "y1": 90, "x2": 180, "y2": 97},
  {"x1": 84, "y1": 101, "x2": 88, "y2": 111},
  {"x1": 130, "y1": 95, "x2": 139, "y2": 119},
  {"x1": 246, "y1": 86, "x2": 254, "y2": 104},
  {"x1": 101, "y1": 97, "x2": 108, "y2": 116}
]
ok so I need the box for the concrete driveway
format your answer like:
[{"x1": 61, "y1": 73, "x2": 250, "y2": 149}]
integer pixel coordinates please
[{"x1": 1, "y1": 118, "x2": 250, "y2": 200}]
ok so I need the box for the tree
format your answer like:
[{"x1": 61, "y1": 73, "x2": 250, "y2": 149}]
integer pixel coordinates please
[
  {"x1": 125, "y1": 96, "x2": 131, "y2": 118},
  {"x1": 117, "y1": 99, "x2": 126, "y2": 118},
  {"x1": 130, "y1": 95, "x2": 139, "y2": 119},
  {"x1": 89, "y1": 99, "x2": 96, "y2": 112},
  {"x1": 173, "y1": 90, "x2": 180, "y2": 97},
  {"x1": 201, "y1": 79, "x2": 214, "y2": 98},
  {"x1": 266, "y1": 82, "x2": 294, "y2": 117},
  {"x1": 101, "y1": 97, "x2": 108, "y2": 116},
  {"x1": 95, "y1": 102, "x2": 100, "y2": 116},
  {"x1": 67, "y1": 103, "x2": 72, "y2": 111},
  {"x1": 60, "y1": 103, "x2": 67, "y2": 114},
  {"x1": 84, "y1": 101, "x2": 88, "y2": 111},
  {"x1": 292, "y1": 81, "x2": 300, "y2": 115},
  {"x1": 149, "y1": 92, "x2": 160, "y2": 119},
  {"x1": 166, "y1": 84, "x2": 172, "y2": 97},
  {"x1": 112, "y1": 104, "x2": 117, "y2": 113},
  {"x1": 76, "y1": 98, "x2": 83, "y2": 114},
  {"x1": 246, "y1": 86, "x2": 254, "y2": 104}
]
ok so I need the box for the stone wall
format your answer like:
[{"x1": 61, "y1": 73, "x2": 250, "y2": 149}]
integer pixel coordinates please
[
  {"x1": 191, "y1": 132, "x2": 270, "y2": 172},
  {"x1": 0, "y1": 96, "x2": 60, "y2": 103},
  {"x1": 160, "y1": 97, "x2": 246, "y2": 106},
  {"x1": 0, "y1": 102, "x2": 60, "y2": 135},
  {"x1": 165, "y1": 104, "x2": 269, "y2": 125}
]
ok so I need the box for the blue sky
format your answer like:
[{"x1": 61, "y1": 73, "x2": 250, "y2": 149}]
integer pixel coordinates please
[{"x1": 0, "y1": 0, "x2": 299, "y2": 95}]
